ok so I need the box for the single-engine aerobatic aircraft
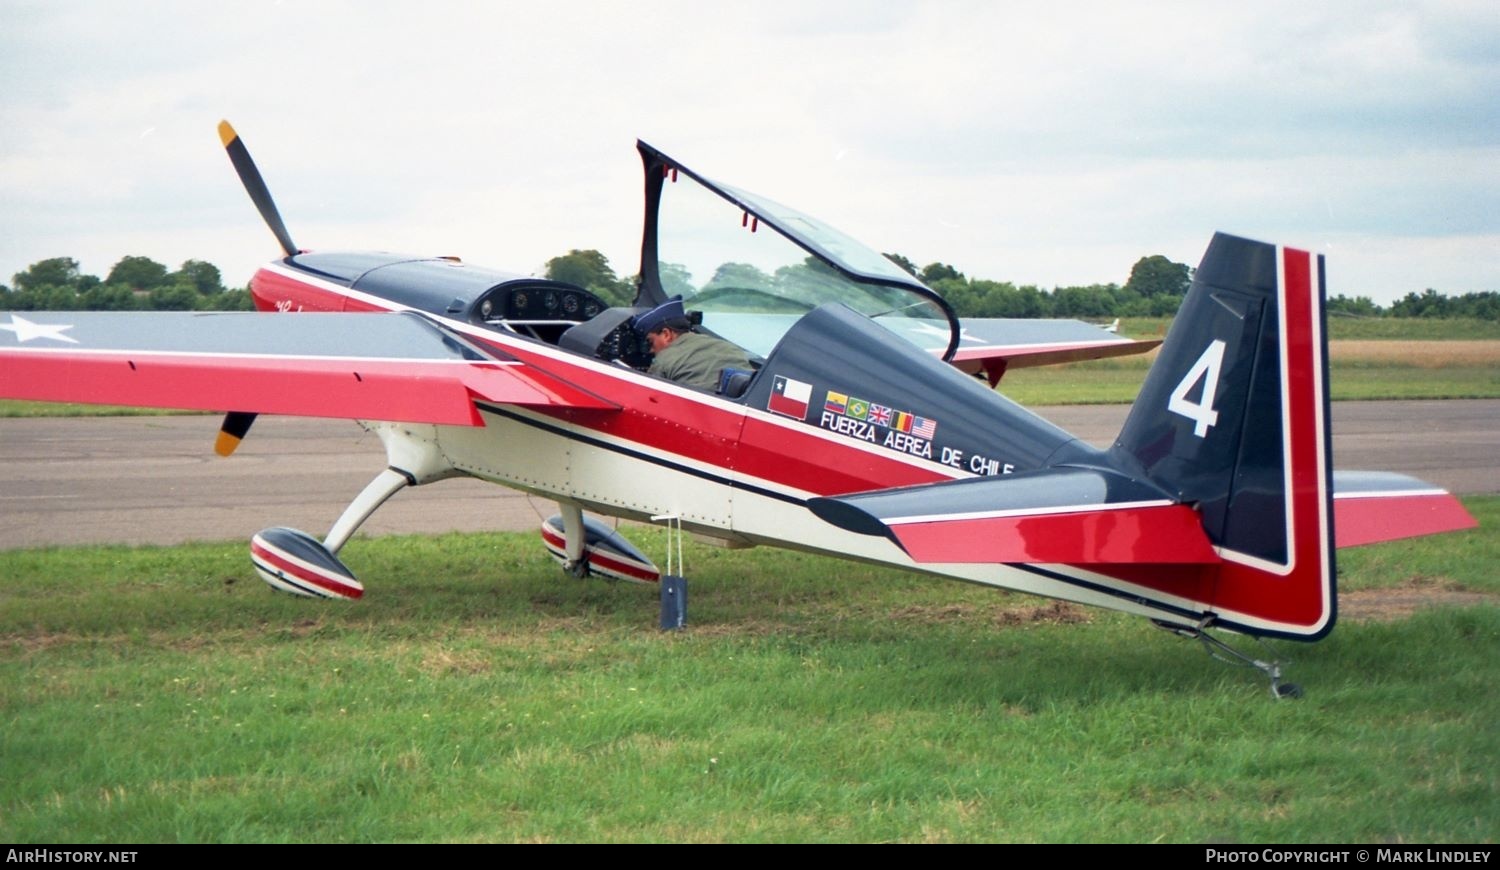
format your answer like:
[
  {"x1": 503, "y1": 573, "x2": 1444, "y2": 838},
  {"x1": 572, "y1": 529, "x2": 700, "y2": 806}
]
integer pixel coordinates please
[{"x1": 0, "y1": 123, "x2": 1477, "y2": 694}]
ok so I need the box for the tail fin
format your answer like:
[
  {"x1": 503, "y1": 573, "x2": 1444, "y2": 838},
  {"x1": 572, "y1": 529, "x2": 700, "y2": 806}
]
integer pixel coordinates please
[
  {"x1": 1111, "y1": 233, "x2": 1337, "y2": 638},
  {"x1": 810, "y1": 233, "x2": 1471, "y2": 640}
]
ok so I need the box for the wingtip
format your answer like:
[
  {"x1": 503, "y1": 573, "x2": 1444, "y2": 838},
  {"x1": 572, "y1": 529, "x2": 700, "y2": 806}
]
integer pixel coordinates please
[{"x1": 217, "y1": 120, "x2": 237, "y2": 148}]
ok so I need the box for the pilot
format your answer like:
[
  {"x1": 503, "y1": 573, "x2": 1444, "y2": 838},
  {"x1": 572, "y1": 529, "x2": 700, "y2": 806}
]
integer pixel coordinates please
[{"x1": 634, "y1": 298, "x2": 753, "y2": 393}]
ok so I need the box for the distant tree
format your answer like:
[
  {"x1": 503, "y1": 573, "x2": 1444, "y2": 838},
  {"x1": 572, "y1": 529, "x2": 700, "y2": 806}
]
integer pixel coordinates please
[
  {"x1": 0, "y1": 285, "x2": 83, "y2": 311},
  {"x1": 1389, "y1": 289, "x2": 1447, "y2": 318},
  {"x1": 545, "y1": 249, "x2": 633, "y2": 305},
  {"x1": 147, "y1": 282, "x2": 199, "y2": 311},
  {"x1": 1012, "y1": 284, "x2": 1053, "y2": 318},
  {"x1": 1327, "y1": 294, "x2": 1384, "y2": 318},
  {"x1": 13, "y1": 257, "x2": 84, "y2": 292},
  {"x1": 81, "y1": 284, "x2": 140, "y2": 311},
  {"x1": 705, "y1": 262, "x2": 774, "y2": 292},
  {"x1": 173, "y1": 259, "x2": 224, "y2": 295},
  {"x1": 1147, "y1": 293, "x2": 1185, "y2": 316},
  {"x1": 107, "y1": 256, "x2": 169, "y2": 291},
  {"x1": 930, "y1": 277, "x2": 977, "y2": 315},
  {"x1": 883, "y1": 252, "x2": 918, "y2": 277},
  {"x1": 920, "y1": 262, "x2": 965, "y2": 285},
  {"x1": 1123, "y1": 255, "x2": 1191, "y2": 299},
  {"x1": 772, "y1": 259, "x2": 855, "y2": 307},
  {"x1": 1052, "y1": 284, "x2": 1117, "y2": 318},
  {"x1": 1458, "y1": 291, "x2": 1500, "y2": 320},
  {"x1": 201, "y1": 288, "x2": 255, "y2": 311},
  {"x1": 941, "y1": 279, "x2": 1052, "y2": 318},
  {"x1": 658, "y1": 262, "x2": 696, "y2": 298}
]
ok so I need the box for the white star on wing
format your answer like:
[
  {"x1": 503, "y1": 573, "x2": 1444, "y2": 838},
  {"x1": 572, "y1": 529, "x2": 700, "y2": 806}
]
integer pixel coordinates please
[{"x1": 0, "y1": 314, "x2": 78, "y2": 344}]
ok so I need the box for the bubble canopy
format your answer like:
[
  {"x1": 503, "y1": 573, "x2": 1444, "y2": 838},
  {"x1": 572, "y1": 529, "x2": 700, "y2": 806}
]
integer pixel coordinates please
[{"x1": 636, "y1": 142, "x2": 960, "y2": 361}]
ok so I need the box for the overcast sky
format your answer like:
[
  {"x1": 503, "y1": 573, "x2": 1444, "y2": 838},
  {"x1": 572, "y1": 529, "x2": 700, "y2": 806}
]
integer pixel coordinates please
[{"x1": 2, "y1": 0, "x2": 1495, "y2": 303}]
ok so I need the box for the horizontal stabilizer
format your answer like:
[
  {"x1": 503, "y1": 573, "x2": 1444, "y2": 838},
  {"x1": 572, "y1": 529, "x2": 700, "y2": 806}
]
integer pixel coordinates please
[
  {"x1": 946, "y1": 318, "x2": 1159, "y2": 385},
  {"x1": 809, "y1": 467, "x2": 1219, "y2": 565},
  {"x1": 1333, "y1": 471, "x2": 1477, "y2": 548}
]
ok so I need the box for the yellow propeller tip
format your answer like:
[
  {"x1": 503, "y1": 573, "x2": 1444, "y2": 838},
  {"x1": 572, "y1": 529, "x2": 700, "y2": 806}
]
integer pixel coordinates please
[
  {"x1": 214, "y1": 430, "x2": 242, "y2": 457},
  {"x1": 217, "y1": 120, "x2": 237, "y2": 148}
]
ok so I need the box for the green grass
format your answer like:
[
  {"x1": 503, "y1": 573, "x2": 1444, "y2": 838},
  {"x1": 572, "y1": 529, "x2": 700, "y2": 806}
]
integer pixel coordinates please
[
  {"x1": 2, "y1": 501, "x2": 1496, "y2": 843},
  {"x1": 1120, "y1": 316, "x2": 1500, "y2": 341},
  {"x1": 1001, "y1": 360, "x2": 1500, "y2": 406},
  {"x1": 0, "y1": 400, "x2": 192, "y2": 418}
]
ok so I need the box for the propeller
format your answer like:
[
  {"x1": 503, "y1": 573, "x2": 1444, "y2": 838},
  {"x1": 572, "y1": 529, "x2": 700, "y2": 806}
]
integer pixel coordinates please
[
  {"x1": 215, "y1": 410, "x2": 258, "y2": 458},
  {"x1": 218, "y1": 120, "x2": 298, "y2": 257},
  {"x1": 215, "y1": 120, "x2": 298, "y2": 455}
]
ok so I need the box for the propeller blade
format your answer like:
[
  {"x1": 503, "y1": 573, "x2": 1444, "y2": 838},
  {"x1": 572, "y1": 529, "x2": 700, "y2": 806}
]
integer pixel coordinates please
[
  {"x1": 218, "y1": 120, "x2": 298, "y2": 258},
  {"x1": 216, "y1": 410, "x2": 258, "y2": 457}
]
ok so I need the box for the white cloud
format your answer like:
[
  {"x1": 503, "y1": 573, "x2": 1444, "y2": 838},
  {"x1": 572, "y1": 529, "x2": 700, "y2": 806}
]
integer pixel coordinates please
[{"x1": 1, "y1": 0, "x2": 1495, "y2": 301}]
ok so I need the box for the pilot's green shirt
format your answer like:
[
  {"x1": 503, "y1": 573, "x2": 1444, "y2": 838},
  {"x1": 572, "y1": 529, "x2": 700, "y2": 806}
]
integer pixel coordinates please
[{"x1": 648, "y1": 332, "x2": 752, "y2": 392}]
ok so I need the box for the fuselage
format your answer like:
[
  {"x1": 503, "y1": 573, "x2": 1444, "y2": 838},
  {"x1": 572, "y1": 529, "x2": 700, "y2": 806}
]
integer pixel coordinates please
[{"x1": 247, "y1": 255, "x2": 1193, "y2": 621}]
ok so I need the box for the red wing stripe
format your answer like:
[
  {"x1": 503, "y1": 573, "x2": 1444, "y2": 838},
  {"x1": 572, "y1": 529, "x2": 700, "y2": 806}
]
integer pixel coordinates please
[
  {"x1": 891, "y1": 504, "x2": 1220, "y2": 565},
  {"x1": 1334, "y1": 492, "x2": 1477, "y2": 548}
]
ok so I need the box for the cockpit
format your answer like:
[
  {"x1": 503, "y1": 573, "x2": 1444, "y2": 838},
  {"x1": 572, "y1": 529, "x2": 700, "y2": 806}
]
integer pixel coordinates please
[
  {"x1": 636, "y1": 142, "x2": 959, "y2": 363},
  {"x1": 282, "y1": 141, "x2": 959, "y2": 395}
]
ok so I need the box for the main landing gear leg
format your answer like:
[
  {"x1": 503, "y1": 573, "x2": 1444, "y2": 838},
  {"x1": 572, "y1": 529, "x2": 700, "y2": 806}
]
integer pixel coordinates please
[
  {"x1": 325, "y1": 468, "x2": 414, "y2": 554},
  {"x1": 1154, "y1": 618, "x2": 1303, "y2": 700},
  {"x1": 558, "y1": 502, "x2": 590, "y2": 578}
]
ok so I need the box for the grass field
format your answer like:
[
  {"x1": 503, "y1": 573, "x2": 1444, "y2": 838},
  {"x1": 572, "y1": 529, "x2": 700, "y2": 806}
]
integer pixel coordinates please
[
  {"x1": 2, "y1": 499, "x2": 1495, "y2": 843},
  {"x1": 1000, "y1": 338, "x2": 1500, "y2": 406},
  {"x1": 1120, "y1": 316, "x2": 1500, "y2": 341}
]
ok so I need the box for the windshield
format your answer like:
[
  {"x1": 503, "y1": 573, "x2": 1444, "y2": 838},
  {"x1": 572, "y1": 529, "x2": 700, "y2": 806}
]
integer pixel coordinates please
[{"x1": 641, "y1": 145, "x2": 959, "y2": 360}]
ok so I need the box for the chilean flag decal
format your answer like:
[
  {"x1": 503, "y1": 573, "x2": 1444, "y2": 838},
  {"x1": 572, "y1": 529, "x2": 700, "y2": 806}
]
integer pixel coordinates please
[{"x1": 768, "y1": 375, "x2": 812, "y2": 420}]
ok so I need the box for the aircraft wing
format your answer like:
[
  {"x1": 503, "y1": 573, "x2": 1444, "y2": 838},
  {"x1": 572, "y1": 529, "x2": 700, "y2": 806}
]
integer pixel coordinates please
[
  {"x1": 0, "y1": 310, "x2": 618, "y2": 425},
  {"x1": 809, "y1": 467, "x2": 1220, "y2": 564},
  {"x1": 946, "y1": 318, "x2": 1159, "y2": 386}
]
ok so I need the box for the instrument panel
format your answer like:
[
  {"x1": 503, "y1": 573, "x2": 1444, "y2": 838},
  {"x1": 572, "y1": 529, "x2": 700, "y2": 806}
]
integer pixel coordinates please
[
  {"x1": 475, "y1": 282, "x2": 606, "y2": 323},
  {"x1": 469, "y1": 280, "x2": 652, "y2": 369}
]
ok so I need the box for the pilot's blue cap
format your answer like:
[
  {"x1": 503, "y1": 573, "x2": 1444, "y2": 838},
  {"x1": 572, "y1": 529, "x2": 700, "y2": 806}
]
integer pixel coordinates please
[{"x1": 633, "y1": 297, "x2": 686, "y2": 334}]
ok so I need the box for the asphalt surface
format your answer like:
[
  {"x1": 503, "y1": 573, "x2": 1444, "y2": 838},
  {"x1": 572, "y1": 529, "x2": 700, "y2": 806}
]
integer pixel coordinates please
[{"x1": 1, "y1": 400, "x2": 1495, "y2": 550}]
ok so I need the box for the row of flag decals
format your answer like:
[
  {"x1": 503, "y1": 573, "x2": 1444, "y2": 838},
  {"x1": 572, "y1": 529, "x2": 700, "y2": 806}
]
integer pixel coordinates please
[
  {"x1": 768, "y1": 375, "x2": 939, "y2": 442},
  {"x1": 825, "y1": 389, "x2": 938, "y2": 440}
]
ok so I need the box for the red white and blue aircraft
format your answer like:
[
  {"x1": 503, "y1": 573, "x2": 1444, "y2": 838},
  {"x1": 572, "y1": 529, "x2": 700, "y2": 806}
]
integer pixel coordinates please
[{"x1": 0, "y1": 123, "x2": 1477, "y2": 693}]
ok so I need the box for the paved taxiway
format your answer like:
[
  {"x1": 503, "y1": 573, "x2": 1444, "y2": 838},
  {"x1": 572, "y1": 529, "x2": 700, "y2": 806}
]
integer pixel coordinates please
[{"x1": 1, "y1": 400, "x2": 1495, "y2": 549}]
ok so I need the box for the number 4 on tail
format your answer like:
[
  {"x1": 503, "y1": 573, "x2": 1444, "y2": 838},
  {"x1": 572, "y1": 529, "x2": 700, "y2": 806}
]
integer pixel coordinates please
[{"x1": 1169, "y1": 340, "x2": 1226, "y2": 437}]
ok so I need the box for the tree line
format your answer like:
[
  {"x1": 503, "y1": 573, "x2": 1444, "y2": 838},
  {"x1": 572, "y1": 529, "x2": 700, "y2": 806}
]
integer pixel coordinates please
[
  {"x1": 2, "y1": 256, "x2": 252, "y2": 312},
  {"x1": 5, "y1": 251, "x2": 1495, "y2": 321}
]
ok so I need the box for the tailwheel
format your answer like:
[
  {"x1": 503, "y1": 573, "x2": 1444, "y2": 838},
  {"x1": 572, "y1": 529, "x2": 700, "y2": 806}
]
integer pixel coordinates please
[
  {"x1": 565, "y1": 553, "x2": 592, "y2": 579},
  {"x1": 1153, "y1": 618, "x2": 1302, "y2": 700}
]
